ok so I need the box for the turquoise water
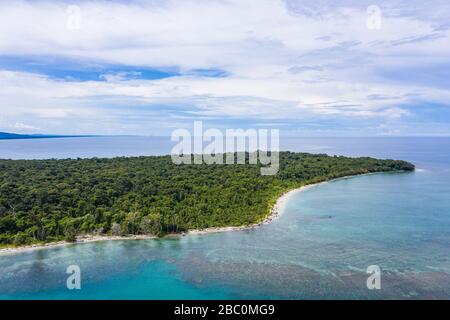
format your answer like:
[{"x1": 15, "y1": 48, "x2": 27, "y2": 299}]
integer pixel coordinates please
[{"x1": 0, "y1": 137, "x2": 449, "y2": 299}]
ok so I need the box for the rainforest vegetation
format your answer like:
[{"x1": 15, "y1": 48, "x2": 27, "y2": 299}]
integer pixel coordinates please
[{"x1": 0, "y1": 152, "x2": 414, "y2": 246}]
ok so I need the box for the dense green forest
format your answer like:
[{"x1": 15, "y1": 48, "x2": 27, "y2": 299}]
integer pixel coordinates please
[{"x1": 0, "y1": 152, "x2": 414, "y2": 246}]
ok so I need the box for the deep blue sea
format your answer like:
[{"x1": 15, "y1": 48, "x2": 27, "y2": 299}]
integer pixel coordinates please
[{"x1": 0, "y1": 137, "x2": 449, "y2": 299}]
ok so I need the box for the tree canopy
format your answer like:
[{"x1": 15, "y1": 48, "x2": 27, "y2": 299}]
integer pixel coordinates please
[{"x1": 0, "y1": 152, "x2": 414, "y2": 246}]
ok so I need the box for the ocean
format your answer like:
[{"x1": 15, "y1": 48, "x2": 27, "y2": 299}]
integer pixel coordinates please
[{"x1": 0, "y1": 136, "x2": 449, "y2": 299}]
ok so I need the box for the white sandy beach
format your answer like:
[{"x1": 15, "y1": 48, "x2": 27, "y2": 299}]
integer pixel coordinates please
[{"x1": 0, "y1": 234, "x2": 157, "y2": 255}]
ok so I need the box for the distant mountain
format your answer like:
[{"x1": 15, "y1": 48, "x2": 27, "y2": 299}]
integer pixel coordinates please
[{"x1": 0, "y1": 132, "x2": 90, "y2": 140}]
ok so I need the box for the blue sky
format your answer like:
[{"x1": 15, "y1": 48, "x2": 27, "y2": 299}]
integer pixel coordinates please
[{"x1": 0, "y1": 0, "x2": 449, "y2": 136}]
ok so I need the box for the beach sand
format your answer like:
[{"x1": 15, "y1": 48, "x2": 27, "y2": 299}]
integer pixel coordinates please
[{"x1": 0, "y1": 234, "x2": 156, "y2": 255}]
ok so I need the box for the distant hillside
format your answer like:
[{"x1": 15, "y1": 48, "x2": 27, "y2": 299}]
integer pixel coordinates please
[{"x1": 0, "y1": 132, "x2": 89, "y2": 140}]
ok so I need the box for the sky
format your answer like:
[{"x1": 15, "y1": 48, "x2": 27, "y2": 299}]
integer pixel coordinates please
[{"x1": 0, "y1": 0, "x2": 449, "y2": 136}]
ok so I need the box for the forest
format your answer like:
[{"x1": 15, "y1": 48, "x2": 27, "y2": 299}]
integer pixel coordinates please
[{"x1": 0, "y1": 152, "x2": 414, "y2": 246}]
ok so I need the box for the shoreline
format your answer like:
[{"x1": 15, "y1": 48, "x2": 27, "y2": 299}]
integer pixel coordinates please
[
  {"x1": 185, "y1": 184, "x2": 312, "y2": 236},
  {"x1": 0, "y1": 234, "x2": 157, "y2": 255},
  {"x1": 0, "y1": 172, "x2": 398, "y2": 255},
  {"x1": 0, "y1": 186, "x2": 306, "y2": 255}
]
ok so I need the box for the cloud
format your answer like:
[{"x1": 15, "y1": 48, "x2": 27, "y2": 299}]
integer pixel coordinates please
[
  {"x1": 0, "y1": 0, "x2": 449, "y2": 135},
  {"x1": 99, "y1": 71, "x2": 143, "y2": 82},
  {"x1": 13, "y1": 122, "x2": 41, "y2": 131}
]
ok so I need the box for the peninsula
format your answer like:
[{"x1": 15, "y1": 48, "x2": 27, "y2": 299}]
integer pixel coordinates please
[{"x1": 0, "y1": 152, "x2": 414, "y2": 248}]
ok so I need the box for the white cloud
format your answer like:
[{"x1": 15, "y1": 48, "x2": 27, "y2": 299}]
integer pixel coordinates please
[
  {"x1": 0, "y1": 0, "x2": 449, "y2": 135},
  {"x1": 13, "y1": 122, "x2": 40, "y2": 131}
]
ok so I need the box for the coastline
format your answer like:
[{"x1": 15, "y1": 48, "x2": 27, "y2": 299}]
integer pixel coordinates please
[
  {"x1": 0, "y1": 186, "x2": 306, "y2": 256},
  {"x1": 185, "y1": 184, "x2": 312, "y2": 236},
  {"x1": 0, "y1": 234, "x2": 157, "y2": 255},
  {"x1": 0, "y1": 171, "x2": 399, "y2": 255},
  {"x1": 0, "y1": 181, "x2": 320, "y2": 255},
  {"x1": 187, "y1": 171, "x2": 397, "y2": 236}
]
